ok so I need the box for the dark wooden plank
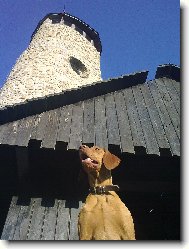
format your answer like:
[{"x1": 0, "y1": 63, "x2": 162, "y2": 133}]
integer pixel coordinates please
[
  {"x1": 7, "y1": 121, "x2": 20, "y2": 145},
  {"x1": 67, "y1": 102, "x2": 84, "y2": 150},
  {"x1": 35, "y1": 111, "x2": 49, "y2": 141},
  {"x1": 26, "y1": 198, "x2": 45, "y2": 240},
  {"x1": 0, "y1": 124, "x2": 9, "y2": 144},
  {"x1": 13, "y1": 198, "x2": 35, "y2": 240},
  {"x1": 94, "y1": 97, "x2": 108, "y2": 150},
  {"x1": 56, "y1": 105, "x2": 73, "y2": 145},
  {"x1": 123, "y1": 88, "x2": 146, "y2": 148},
  {"x1": 30, "y1": 114, "x2": 41, "y2": 140},
  {"x1": 147, "y1": 81, "x2": 180, "y2": 156},
  {"x1": 0, "y1": 124, "x2": 8, "y2": 144},
  {"x1": 1, "y1": 197, "x2": 20, "y2": 240},
  {"x1": 132, "y1": 85, "x2": 159, "y2": 155},
  {"x1": 82, "y1": 99, "x2": 95, "y2": 145},
  {"x1": 1, "y1": 120, "x2": 20, "y2": 146},
  {"x1": 41, "y1": 109, "x2": 61, "y2": 149},
  {"x1": 172, "y1": 80, "x2": 180, "y2": 96},
  {"x1": 140, "y1": 83, "x2": 169, "y2": 149},
  {"x1": 104, "y1": 94, "x2": 120, "y2": 146},
  {"x1": 15, "y1": 116, "x2": 35, "y2": 147},
  {"x1": 156, "y1": 78, "x2": 180, "y2": 139},
  {"x1": 69, "y1": 201, "x2": 82, "y2": 240},
  {"x1": 41, "y1": 199, "x2": 59, "y2": 240},
  {"x1": 54, "y1": 200, "x2": 70, "y2": 240},
  {"x1": 163, "y1": 78, "x2": 180, "y2": 115},
  {"x1": 114, "y1": 91, "x2": 135, "y2": 154}
]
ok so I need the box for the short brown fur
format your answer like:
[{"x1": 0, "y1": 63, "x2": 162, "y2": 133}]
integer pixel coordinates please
[{"x1": 78, "y1": 145, "x2": 135, "y2": 240}]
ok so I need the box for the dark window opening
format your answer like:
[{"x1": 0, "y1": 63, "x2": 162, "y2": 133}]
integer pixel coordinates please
[{"x1": 69, "y1": 57, "x2": 89, "y2": 78}]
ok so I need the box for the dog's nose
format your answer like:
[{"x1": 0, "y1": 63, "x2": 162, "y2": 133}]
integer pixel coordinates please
[{"x1": 79, "y1": 145, "x2": 87, "y2": 150}]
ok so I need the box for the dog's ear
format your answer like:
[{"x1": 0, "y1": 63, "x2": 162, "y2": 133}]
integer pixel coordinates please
[{"x1": 103, "y1": 150, "x2": 121, "y2": 170}]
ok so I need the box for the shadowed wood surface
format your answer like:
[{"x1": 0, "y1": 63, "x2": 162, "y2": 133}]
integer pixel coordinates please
[
  {"x1": 0, "y1": 77, "x2": 180, "y2": 156},
  {"x1": 0, "y1": 148, "x2": 180, "y2": 240},
  {"x1": 0, "y1": 65, "x2": 180, "y2": 241},
  {"x1": 1, "y1": 197, "x2": 83, "y2": 240}
]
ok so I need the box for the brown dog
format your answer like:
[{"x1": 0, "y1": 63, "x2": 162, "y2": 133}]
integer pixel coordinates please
[{"x1": 78, "y1": 145, "x2": 135, "y2": 240}]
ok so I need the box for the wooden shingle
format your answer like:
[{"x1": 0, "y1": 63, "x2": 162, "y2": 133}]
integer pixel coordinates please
[
  {"x1": 54, "y1": 200, "x2": 70, "y2": 240},
  {"x1": 132, "y1": 85, "x2": 159, "y2": 155},
  {"x1": 26, "y1": 198, "x2": 45, "y2": 240},
  {"x1": 1, "y1": 197, "x2": 20, "y2": 240},
  {"x1": 15, "y1": 117, "x2": 35, "y2": 147},
  {"x1": 94, "y1": 97, "x2": 108, "y2": 150},
  {"x1": 139, "y1": 83, "x2": 170, "y2": 150},
  {"x1": 123, "y1": 88, "x2": 146, "y2": 150},
  {"x1": 163, "y1": 78, "x2": 180, "y2": 115},
  {"x1": 1, "y1": 197, "x2": 83, "y2": 240},
  {"x1": 40, "y1": 199, "x2": 59, "y2": 240},
  {"x1": 82, "y1": 99, "x2": 95, "y2": 146},
  {"x1": 12, "y1": 199, "x2": 34, "y2": 240},
  {"x1": 156, "y1": 78, "x2": 180, "y2": 139},
  {"x1": 41, "y1": 110, "x2": 61, "y2": 149},
  {"x1": 0, "y1": 65, "x2": 180, "y2": 156},
  {"x1": 56, "y1": 105, "x2": 73, "y2": 149},
  {"x1": 105, "y1": 93, "x2": 120, "y2": 147},
  {"x1": 114, "y1": 91, "x2": 135, "y2": 154},
  {"x1": 35, "y1": 112, "x2": 49, "y2": 141},
  {"x1": 68, "y1": 102, "x2": 84, "y2": 150},
  {"x1": 147, "y1": 80, "x2": 180, "y2": 156}
]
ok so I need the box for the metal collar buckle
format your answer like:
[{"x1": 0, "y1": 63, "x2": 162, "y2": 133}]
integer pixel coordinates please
[
  {"x1": 98, "y1": 186, "x2": 105, "y2": 194},
  {"x1": 90, "y1": 186, "x2": 106, "y2": 195}
]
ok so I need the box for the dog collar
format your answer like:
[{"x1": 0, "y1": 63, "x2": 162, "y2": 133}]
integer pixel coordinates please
[{"x1": 89, "y1": 185, "x2": 120, "y2": 195}]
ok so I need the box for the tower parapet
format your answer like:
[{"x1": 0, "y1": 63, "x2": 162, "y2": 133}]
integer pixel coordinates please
[
  {"x1": 31, "y1": 13, "x2": 102, "y2": 53},
  {"x1": 0, "y1": 12, "x2": 102, "y2": 108}
]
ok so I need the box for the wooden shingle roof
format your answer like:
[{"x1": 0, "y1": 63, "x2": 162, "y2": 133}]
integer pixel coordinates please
[
  {"x1": 0, "y1": 64, "x2": 180, "y2": 156},
  {"x1": 1, "y1": 196, "x2": 82, "y2": 240}
]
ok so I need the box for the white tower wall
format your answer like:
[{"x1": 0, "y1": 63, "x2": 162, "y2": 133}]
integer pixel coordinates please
[{"x1": 0, "y1": 14, "x2": 102, "y2": 108}]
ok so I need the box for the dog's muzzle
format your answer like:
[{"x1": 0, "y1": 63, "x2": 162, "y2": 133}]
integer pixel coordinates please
[{"x1": 89, "y1": 185, "x2": 120, "y2": 195}]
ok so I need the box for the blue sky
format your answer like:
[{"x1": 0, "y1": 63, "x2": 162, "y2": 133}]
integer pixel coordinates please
[{"x1": 0, "y1": 0, "x2": 180, "y2": 88}]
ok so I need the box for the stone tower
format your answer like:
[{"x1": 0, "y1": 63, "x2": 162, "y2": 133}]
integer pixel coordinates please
[{"x1": 0, "y1": 13, "x2": 102, "y2": 108}]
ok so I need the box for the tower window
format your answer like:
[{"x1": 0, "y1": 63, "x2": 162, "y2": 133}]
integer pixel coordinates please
[{"x1": 69, "y1": 57, "x2": 89, "y2": 78}]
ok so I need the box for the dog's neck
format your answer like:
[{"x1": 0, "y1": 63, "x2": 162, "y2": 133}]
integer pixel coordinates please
[{"x1": 87, "y1": 164, "x2": 112, "y2": 187}]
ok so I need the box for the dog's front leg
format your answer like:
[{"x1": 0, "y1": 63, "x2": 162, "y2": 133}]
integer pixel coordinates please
[{"x1": 78, "y1": 212, "x2": 94, "y2": 240}]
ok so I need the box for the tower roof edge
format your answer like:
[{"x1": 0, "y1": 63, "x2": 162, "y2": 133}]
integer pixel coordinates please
[{"x1": 31, "y1": 12, "x2": 102, "y2": 53}]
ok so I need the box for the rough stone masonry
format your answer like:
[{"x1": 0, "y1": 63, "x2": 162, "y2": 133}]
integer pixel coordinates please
[{"x1": 0, "y1": 16, "x2": 102, "y2": 108}]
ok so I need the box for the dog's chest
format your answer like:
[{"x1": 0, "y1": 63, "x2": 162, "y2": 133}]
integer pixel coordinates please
[{"x1": 81, "y1": 193, "x2": 126, "y2": 213}]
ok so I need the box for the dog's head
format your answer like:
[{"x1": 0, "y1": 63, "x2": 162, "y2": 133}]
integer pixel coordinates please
[{"x1": 79, "y1": 145, "x2": 121, "y2": 172}]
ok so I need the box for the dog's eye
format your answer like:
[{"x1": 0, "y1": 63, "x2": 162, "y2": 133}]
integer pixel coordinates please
[{"x1": 95, "y1": 148, "x2": 100, "y2": 151}]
